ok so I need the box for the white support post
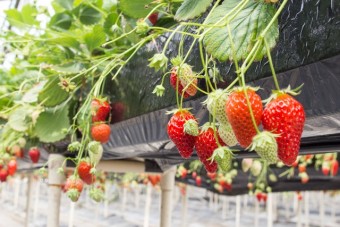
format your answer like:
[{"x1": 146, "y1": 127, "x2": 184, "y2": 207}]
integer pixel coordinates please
[
  {"x1": 68, "y1": 202, "x2": 75, "y2": 227},
  {"x1": 160, "y1": 166, "x2": 176, "y2": 227},
  {"x1": 104, "y1": 182, "x2": 110, "y2": 218},
  {"x1": 285, "y1": 193, "x2": 290, "y2": 220},
  {"x1": 319, "y1": 191, "x2": 325, "y2": 227},
  {"x1": 33, "y1": 178, "x2": 41, "y2": 223},
  {"x1": 181, "y1": 185, "x2": 188, "y2": 227},
  {"x1": 25, "y1": 175, "x2": 34, "y2": 227},
  {"x1": 297, "y1": 197, "x2": 302, "y2": 227},
  {"x1": 243, "y1": 195, "x2": 248, "y2": 210},
  {"x1": 235, "y1": 196, "x2": 241, "y2": 227},
  {"x1": 221, "y1": 196, "x2": 227, "y2": 219},
  {"x1": 143, "y1": 183, "x2": 152, "y2": 227},
  {"x1": 121, "y1": 186, "x2": 127, "y2": 214},
  {"x1": 13, "y1": 177, "x2": 20, "y2": 208},
  {"x1": 209, "y1": 192, "x2": 213, "y2": 210},
  {"x1": 304, "y1": 191, "x2": 309, "y2": 227},
  {"x1": 267, "y1": 193, "x2": 273, "y2": 227},
  {"x1": 47, "y1": 154, "x2": 66, "y2": 227},
  {"x1": 254, "y1": 197, "x2": 259, "y2": 227},
  {"x1": 135, "y1": 184, "x2": 141, "y2": 209}
]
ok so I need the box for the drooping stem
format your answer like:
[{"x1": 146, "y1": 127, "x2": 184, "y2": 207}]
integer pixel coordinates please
[{"x1": 264, "y1": 38, "x2": 280, "y2": 91}]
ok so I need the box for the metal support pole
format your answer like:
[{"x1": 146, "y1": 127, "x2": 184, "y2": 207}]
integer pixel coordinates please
[
  {"x1": 181, "y1": 185, "x2": 188, "y2": 227},
  {"x1": 68, "y1": 202, "x2": 75, "y2": 227},
  {"x1": 160, "y1": 166, "x2": 176, "y2": 227},
  {"x1": 47, "y1": 154, "x2": 65, "y2": 227},
  {"x1": 254, "y1": 197, "x2": 259, "y2": 227},
  {"x1": 33, "y1": 178, "x2": 41, "y2": 223},
  {"x1": 319, "y1": 191, "x2": 325, "y2": 227}
]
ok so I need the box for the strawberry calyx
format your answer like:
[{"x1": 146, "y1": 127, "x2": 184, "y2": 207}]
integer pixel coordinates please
[
  {"x1": 89, "y1": 187, "x2": 104, "y2": 202},
  {"x1": 232, "y1": 86, "x2": 260, "y2": 93},
  {"x1": 183, "y1": 119, "x2": 199, "y2": 136},
  {"x1": 209, "y1": 146, "x2": 234, "y2": 163},
  {"x1": 264, "y1": 84, "x2": 304, "y2": 105},
  {"x1": 165, "y1": 108, "x2": 191, "y2": 115},
  {"x1": 67, "y1": 189, "x2": 81, "y2": 202}
]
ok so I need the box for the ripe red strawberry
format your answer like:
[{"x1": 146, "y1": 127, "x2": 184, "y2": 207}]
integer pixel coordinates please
[
  {"x1": 65, "y1": 176, "x2": 84, "y2": 202},
  {"x1": 110, "y1": 102, "x2": 125, "y2": 124},
  {"x1": 8, "y1": 159, "x2": 17, "y2": 176},
  {"x1": 148, "y1": 13, "x2": 158, "y2": 25},
  {"x1": 77, "y1": 160, "x2": 95, "y2": 185},
  {"x1": 91, "y1": 123, "x2": 111, "y2": 143},
  {"x1": 29, "y1": 147, "x2": 40, "y2": 163},
  {"x1": 262, "y1": 193, "x2": 268, "y2": 202},
  {"x1": 167, "y1": 109, "x2": 197, "y2": 158},
  {"x1": 192, "y1": 171, "x2": 197, "y2": 179},
  {"x1": 262, "y1": 93, "x2": 305, "y2": 165},
  {"x1": 297, "y1": 192, "x2": 303, "y2": 201},
  {"x1": 195, "y1": 176, "x2": 202, "y2": 186},
  {"x1": 225, "y1": 88, "x2": 263, "y2": 148},
  {"x1": 300, "y1": 172, "x2": 309, "y2": 184},
  {"x1": 91, "y1": 99, "x2": 110, "y2": 122},
  {"x1": 207, "y1": 172, "x2": 216, "y2": 180},
  {"x1": 12, "y1": 145, "x2": 24, "y2": 158},
  {"x1": 148, "y1": 175, "x2": 161, "y2": 186},
  {"x1": 298, "y1": 164, "x2": 306, "y2": 173},
  {"x1": 195, "y1": 125, "x2": 225, "y2": 173},
  {"x1": 256, "y1": 192, "x2": 263, "y2": 202},
  {"x1": 330, "y1": 160, "x2": 339, "y2": 176},
  {"x1": 0, "y1": 169, "x2": 8, "y2": 182},
  {"x1": 178, "y1": 166, "x2": 188, "y2": 179},
  {"x1": 322, "y1": 162, "x2": 330, "y2": 176},
  {"x1": 170, "y1": 71, "x2": 190, "y2": 98}
]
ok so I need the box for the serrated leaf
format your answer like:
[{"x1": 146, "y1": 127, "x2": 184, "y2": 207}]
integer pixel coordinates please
[
  {"x1": 22, "y1": 81, "x2": 46, "y2": 103},
  {"x1": 21, "y1": 5, "x2": 38, "y2": 25},
  {"x1": 73, "y1": 4, "x2": 102, "y2": 25},
  {"x1": 175, "y1": 0, "x2": 213, "y2": 21},
  {"x1": 49, "y1": 62, "x2": 84, "y2": 74},
  {"x1": 104, "y1": 12, "x2": 119, "y2": 34},
  {"x1": 38, "y1": 77, "x2": 69, "y2": 107},
  {"x1": 49, "y1": 12, "x2": 73, "y2": 30},
  {"x1": 56, "y1": 0, "x2": 74, "y2": 10},
  {"x1": 119, "y1": 0, "x2": 153, "y2": 19},
  {"x1": 203, "y1": 0, "x2": 278, "y2": 61},
  {"x1": 33, "y1": 106, "x2": 70, "y2": 143},
  {"x1": 5, "y1": 9, "x2": 24, "y2": 28},
  {"x1": 84, "y1": 25, "x2": 106, "y2": 52},
  {"x1": 47, "y1": 36, "x2": 80, "y2": 49},
  {"x1": 8, "y1": 107, "x2": 32, "y2": 132}
]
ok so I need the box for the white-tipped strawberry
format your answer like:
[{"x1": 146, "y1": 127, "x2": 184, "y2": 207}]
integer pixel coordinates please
[
  {"x1": 249, "y1": 131, "x2": 279, "y2": 164},
  {"x1": 210, "y1": 146, "x2": 234, "y2": 172},
  {"x1": 183, "y1": 119, "x2": 199, "y2": 136},
  {"x1": 171, "y1": 57, "x2": 197, "y2": 96},
  {"x1": 250, "y1": 160, "x2": 262, "y2": 177},
  {"x1": 88, "y1": 141, "x2": 103, "y2": 166},
  {"x1": 242, "y1": 158, "x2": 253, "y2": 172},
  {"x1": 218, "y1": 123, "x2": 238, "y2": 146},
  {"x1": 299, "y1": 172, "x2": 309, "y2": 184}
]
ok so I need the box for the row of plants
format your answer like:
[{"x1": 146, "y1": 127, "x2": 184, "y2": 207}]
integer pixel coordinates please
[{"x1": 0, "y1": 0, "x2": 312, "y2": 202}]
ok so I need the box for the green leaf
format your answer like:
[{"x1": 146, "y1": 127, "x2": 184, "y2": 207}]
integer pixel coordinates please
[
  {"x1": 47, "y1": 36, "x2": 80, "y2": 49},
  {"x1": 49, "y1": 62, "x2": 84, "y2": 74},
  {"x1": 175, "y1": 0, "x2": 213, "y2": 21},
  {"x1": 84, "y1": 25, "x2": 106, "y2": 52},
  {"x1": 22, "y1": 81, "x2": 46, "y2": 103},
  {"x1": 49, "y1": 12, "x2": 73, "y2": 30},
  {"x1": 56, "y1": 0, "x2": 74, "y2": 10},
  {"x1": 203, "y1": 0, "x2": 278, "y2": 61},
  {"x1": 21, "y1": 5, "x2": 38, "y2": 25},
  {"x1": 33, "y1": 106, "x2": 70, "y2": 143},
  {"x1": 119, "y1": 0, "x2": 154, "y2": 19},
  {"x1": 5, "y1": 9, "x2": 24, "y2": 28},
  {"x1": 73, "y1": 4, "x2": 102, "y2": 25},
  {"x1": 38, "y1": 77, "x2": 69, "y2": 107},
  {"x1": 8, "y1": 107, "x2": 32, "y2": 132},
  {"x1": 104, "y1": 12, "x2": 119, "y2": 34}
]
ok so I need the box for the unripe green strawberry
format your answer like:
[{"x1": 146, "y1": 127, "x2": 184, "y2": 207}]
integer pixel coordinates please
[
  {"x1": 218, "y1": 123, "x2": 238, "y2": 146},
  {"x1": 88, "y1": 141, "x2": 103, "y2": 165},
  {"x1": 204, "y1": 89, "x2": 231, "y2": 126},
  {"x1": 249, "y1": 131, "x2": 278, "y2": 164},
  {"x1": 211, "y1": 146, "x2": 233, "y2": 172},
  {"x1": 250, "y1": 160, "x2": 262, "y2": 177}
]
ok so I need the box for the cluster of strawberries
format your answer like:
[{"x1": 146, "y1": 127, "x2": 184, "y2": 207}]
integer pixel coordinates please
[
  {"x1": 0, "y1": 145, "x2": 40, "y2": 182},
  {"x1": 64, "y1": 98, "x2": 111, "y2": 202},
  {"x1": 167, "y1": 82, "x2": 306, "y2": 173}
]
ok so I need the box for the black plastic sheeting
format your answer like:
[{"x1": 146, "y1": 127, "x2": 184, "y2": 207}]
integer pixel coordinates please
[
  {"x1": 104, "y1": 0, "x2": 340, "y2": 122},
  {"x1": 103, "y1": 54, "x2": 340, "y2": 172}
]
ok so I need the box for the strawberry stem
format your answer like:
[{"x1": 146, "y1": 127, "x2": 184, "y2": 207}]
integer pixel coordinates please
[{"x1": 264, "y1": 38, "x2": 280, "y2": 91}]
